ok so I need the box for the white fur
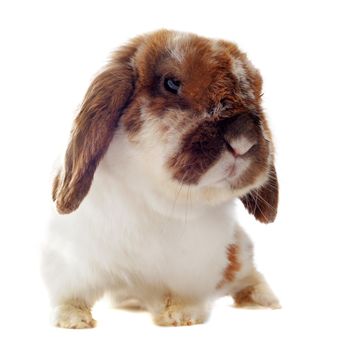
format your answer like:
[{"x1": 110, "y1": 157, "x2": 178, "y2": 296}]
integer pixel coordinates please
[
  {"x1": 43, "y1": 127, "x2": 235, "y2": 295},
  {"x1": 199, "y1": 151, "x2": 251, "y2": 188},
  {"x1": 168, "y1": 32, "x2": 190, "y2": 63},
  {"x1": 41, "y1": 115, "x2": 279, "y2": 326},
  {"x1": 41, "y1": 31, "x2": 279, "y2": 326},
  {"x1": 231, "y1": 58, "x2": 255, "y2": 100},
  {"x1": 42, "y1": 115, "x2": 280, "y2": 327}
]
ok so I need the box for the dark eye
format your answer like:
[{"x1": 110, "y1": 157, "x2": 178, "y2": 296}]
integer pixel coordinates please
[{"x1": 164, "y1": 77, "x2": 181, "y2": 94}]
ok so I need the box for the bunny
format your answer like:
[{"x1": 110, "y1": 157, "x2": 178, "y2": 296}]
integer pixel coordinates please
[{"x1": 41, "y1": 29, "x2": 280, "y2": 328}]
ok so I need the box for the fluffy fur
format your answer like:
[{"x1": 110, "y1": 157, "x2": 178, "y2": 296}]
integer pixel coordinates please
[{"x1": 42, "y1": 30, "x2": 280, "y2": 328}]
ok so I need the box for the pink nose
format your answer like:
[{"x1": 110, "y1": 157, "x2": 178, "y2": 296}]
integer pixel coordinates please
[{"x1": 227, "y1": 137, "x2": 256, "y2": 156}]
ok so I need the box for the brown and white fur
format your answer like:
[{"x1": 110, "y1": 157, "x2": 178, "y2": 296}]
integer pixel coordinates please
[{"x1": 42, "y1": 30, "x2": 280, "y2": 328}]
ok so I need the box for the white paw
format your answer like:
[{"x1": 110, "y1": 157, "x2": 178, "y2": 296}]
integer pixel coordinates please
[
  {"x1": 53, "y1": 304, "x2": 96, "y2": 329},
  {"x1": 154, "y1": 308, "x2": 205, "y2": 327},
  {"x1": 152, "y1": 295, "x2": 208, "y2": 327}
]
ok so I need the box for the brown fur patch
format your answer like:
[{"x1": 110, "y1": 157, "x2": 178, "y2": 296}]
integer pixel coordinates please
[
  {"x1": 217, "y1": 244, "x2": 241, "y2": 289},
  {"x1": 234, "y1": 286, "x2": 255, "y2": 306},
  {"x1": 167, "y1": 120, "x2": 225, "y2": 184},
  {"x1": 240, "y1": 164, "x2": 279, "y2": 223},
  {"x1": 122, "y1": 100, "x2": 143, "y2": 140}
]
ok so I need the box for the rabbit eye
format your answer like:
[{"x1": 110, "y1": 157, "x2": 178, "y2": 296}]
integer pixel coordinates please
[{"x1": 164, "y1": 77, "x2": 181, "y2": 94}]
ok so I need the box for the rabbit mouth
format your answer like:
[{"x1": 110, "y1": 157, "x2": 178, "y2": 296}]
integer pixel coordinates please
[{"x1": 198, "y1": 152, "x2": 252, "y2": 188}]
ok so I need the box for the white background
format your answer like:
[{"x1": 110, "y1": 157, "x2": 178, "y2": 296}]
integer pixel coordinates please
[{"x1": 1, "y1": 0, "x2": 349, "y2": 349}]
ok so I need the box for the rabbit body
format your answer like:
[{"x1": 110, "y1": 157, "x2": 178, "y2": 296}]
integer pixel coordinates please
[{"x1": 42, "y1": 30, "x2": 280, "y2": 328}]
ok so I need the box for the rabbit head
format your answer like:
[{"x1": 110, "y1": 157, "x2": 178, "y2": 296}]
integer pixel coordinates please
[{"x1": 53, "y1": 30, "x2": 278, "y2": 223}]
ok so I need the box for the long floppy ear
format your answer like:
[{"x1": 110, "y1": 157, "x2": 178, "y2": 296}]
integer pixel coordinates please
[
  {"x1": 52, "y1": 43, "x2": 139, "y2": 214},
  {"x1": 240, "y1": 164, "x2": 279, "y2": 223}
]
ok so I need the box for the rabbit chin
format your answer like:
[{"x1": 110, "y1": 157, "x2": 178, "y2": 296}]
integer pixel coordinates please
[
  {"x1": 157, "y1": 144, "x2": 272, "y2": 215},
  {"x1": 198, "y1": 151, "x2": 251, "y2": 188},
  {"x1": 144, "y1": 168, "x2": 270, "y2": 220}
]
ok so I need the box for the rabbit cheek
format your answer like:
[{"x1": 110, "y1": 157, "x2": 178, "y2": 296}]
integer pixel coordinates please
[
  {"x1": 122, "y1": 101, "x2": 144, "y2": 142},
  {"x1": 167, "y1": 121, "x2": 225, "y2": 184}
]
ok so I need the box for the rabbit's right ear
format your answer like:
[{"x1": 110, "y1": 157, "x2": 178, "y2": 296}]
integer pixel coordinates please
[{"x1": 52, "y1": 41, "x2": 140, "y2": 214}]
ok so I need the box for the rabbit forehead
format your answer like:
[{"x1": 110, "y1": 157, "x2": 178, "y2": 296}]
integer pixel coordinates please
[{"x1": 134, "y1": 30, "x2": 260, "y2": 106}]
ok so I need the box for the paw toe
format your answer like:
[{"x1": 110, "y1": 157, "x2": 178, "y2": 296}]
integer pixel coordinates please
[
  {"x1": 154, "y1": 309, "x2": 204, "y2": 327},
  {"x1": 54, "y1": 304, "x2": 96, "y2": 329}
]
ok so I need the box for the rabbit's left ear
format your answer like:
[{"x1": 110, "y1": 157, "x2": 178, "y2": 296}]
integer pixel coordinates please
[
  {"x1": 52, "y1": 42, "x2": 140, "y2": 214},
  {"x1": 240, "y1": 165, "x2": 279, "y2": 223}
]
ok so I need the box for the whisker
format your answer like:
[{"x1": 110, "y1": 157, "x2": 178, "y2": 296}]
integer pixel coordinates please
[
  {"x1": 184, "y1": 184, "x2": 190, "y2": 228},
  {"x1": 170, "y1": 172, "x2": 187, "y2": 216},
  {"x1": 158, "y1": 170, "x2": 188, "y2": 237},
  {"x1": 253, "y1": 190, "x2": 276, "y2": 212},
  {"x1": 252, "y1": 192, "x2": 270, "y2": 223}
]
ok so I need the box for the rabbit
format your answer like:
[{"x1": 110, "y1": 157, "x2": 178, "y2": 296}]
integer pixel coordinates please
[{"x1": 41, "y1": 29, "x2": 280, "y2": 328}]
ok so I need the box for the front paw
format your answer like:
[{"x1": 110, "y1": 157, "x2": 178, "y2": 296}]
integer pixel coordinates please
[
  {"x1": 152, "y1": 295, "x2": 209, "y2": 327},
  {"x1": 53, "y1": 303, "x2": 96, "y2": 329},
  {"x1": 154, "y1": 308, "x2": 204, "y2": 327}
]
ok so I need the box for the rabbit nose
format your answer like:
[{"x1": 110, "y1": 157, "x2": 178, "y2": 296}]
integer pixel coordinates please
[{"x1": 225, "y1": 136, "x2": 256, "y2": 157}]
